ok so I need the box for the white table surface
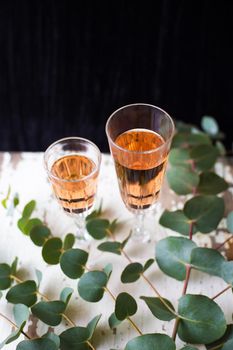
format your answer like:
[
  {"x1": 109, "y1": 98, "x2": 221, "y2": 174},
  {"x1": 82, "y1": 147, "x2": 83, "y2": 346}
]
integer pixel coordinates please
[{"x1": 0, "y1": 152, "x2": 233, "y2": 349}]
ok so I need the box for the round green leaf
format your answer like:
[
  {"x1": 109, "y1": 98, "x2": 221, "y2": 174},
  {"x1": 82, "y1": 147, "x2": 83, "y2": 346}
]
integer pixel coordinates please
[
  {"x1": 159, "y1": 210, "x2": 196, "y2": 236},
  {"x1": 98, "y1": 241, "x2": 122, "y2": 255},
  {"x1": 167, "y1": 166, "x2": 199, "y2": 195},
  {"x1": 121, "y1": 263, "x2": 143, "y2": 283},
  {"x1": 169, "y1": 148, "x2": 191, "y2": 167},
  {"x1": 156, "y1": 237, "x2": 196, "y2": 281},
  {"x1": 78, "y1": 271, "x2": 108, "y2": 302},
  {"x1": 227, "y1": 211, "x2": 233, "y2": 233},
  {"x1": 206, "y1": 324, "x2": 233, "y2": 350},
  {"x1": 191, "y1": 247, "x2": 225, "y2": 277},
  {"x1": 60, "y1": 287, "x2": 73, "y2": 306},
  {"x1": 184, "y1": 195, "x2": 224, "y2": 233},
  {"x1": 109, "y1": 312, "x2": 122, "y2": 329},
  {"x1": 115, "y1": 292, "x2": 137, "y2": 321},
  {"x1": 6, "y1": 280, "x2": 37, "y2": 306},
  {"x1": 178, "y1": 294, "x2": 226, "y2": 344},
  {"x1": 221, "y1": 261, "x2": 233, "y2": 285},
  {"x1": 86, "y1": 218, "x2": 110, "y2": 239},
  {"x1": 124, "y1": 333, "x2": 176, "y2": 350},
  {"x1": 22, "y1": 200, "x2": 36, "y2": 219},
  {"x1": 140, "y1": 297, "x2": 176, "y2": 321},
  {"x1": 190, "y1": 145, "x2": 219, "y2": 171},
  {"x1": 201, "y1": 116, "x2": 219, "y2": 135},
  {"x1": 0, "y1": 263, "x2": 12, "y2": 290},
  {"x1": 24, "y1": 218, "x2": 43, "y2": 235},
  {"x1": 13, "y1": 304, "x2": 30, "y2": 327},
  {"x1": 60, "y1": 248, "x2": 88, "y2": 279},
  {"x1": 197, "y1": 171, "x2": 228, "y2": 195},
  {"x1": 172, "y1": 132, "x2": 211, "y2": 148},
  {"x1": 59, "y1": 327, "x2": 90, "y2": 350},
  {"x1": 30, "y1": 225, "x2": 51, "y2": 246},
  {"x1": 42, "y1": 332, "x2": 60, "y2": 348},
  {"x1": 63, "y1": 233, "x2": 75, "y2": 250},
  {"x1": 17, "y1": 338, "x2": 57, "y2": 350},
  {"x1": 32, "y1": 300, "x2": 66, "y2": 326},
  {"x1": 42, "y1": 237, "x2": 63, "y2": 265}
]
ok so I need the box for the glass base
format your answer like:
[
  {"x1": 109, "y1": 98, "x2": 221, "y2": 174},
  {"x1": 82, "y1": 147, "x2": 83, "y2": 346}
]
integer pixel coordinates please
[
  {"x1": 128, "y1": 206, "x2": 157, "y2": 243},
  {"x1": 65, "y1": 210, "x2": 91, "y2": 241}
]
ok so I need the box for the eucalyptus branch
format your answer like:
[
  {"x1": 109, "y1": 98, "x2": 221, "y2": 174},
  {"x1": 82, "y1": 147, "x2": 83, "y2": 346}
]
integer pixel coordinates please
[
  {"x1": 0, "y1": 312, "x2": 31, "y2": 339},
  {"x1": 211, "y1": 285, "x2": 232, "y2": 300},
  {"x1": 216, "y1": 235, "x2": 233, "y2": 250}
]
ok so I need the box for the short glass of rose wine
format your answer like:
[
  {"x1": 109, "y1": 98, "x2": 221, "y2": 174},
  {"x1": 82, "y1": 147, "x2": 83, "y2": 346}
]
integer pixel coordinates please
[
  {"x1": 106, "y1": 103, "x2": 174, "y2": 242},
  {"x1": 44, "y1": 137, "x2": 101, "y2": 240}
]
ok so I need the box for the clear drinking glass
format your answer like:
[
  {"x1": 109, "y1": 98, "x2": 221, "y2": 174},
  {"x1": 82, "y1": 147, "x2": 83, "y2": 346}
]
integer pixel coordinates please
[
  {"x1": 44, "y1": 137, "x2": 101, "y2": 240},
  {"x1": 106, "y1": 103, "x2": 174, "y2": 242}
]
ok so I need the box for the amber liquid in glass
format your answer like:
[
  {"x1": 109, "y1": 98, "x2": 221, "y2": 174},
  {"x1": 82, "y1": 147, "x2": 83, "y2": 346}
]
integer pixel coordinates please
[
  {"x1": 114, "y1": 129, "x2": 167, "y2": 210},
  {"x1": 51, "y1": 155, "x2": 98, "y2": 214}
]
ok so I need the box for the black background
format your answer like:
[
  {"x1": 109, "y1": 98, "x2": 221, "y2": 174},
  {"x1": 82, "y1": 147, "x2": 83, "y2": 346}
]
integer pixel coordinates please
[{"x1": 0, "y1": 0, "x2": 233, "y2": 152}]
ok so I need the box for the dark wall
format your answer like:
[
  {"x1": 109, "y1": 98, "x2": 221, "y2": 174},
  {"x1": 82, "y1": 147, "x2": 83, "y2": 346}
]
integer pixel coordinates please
[{"x1": 0, "y1": 0, "x2": 233, "y2": 152}]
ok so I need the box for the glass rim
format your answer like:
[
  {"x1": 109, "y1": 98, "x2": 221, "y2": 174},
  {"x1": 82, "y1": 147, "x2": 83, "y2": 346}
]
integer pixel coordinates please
[
  {"x1": 44, "y1": 136, "x2": 102, "y2": 183},
  {"x1": 105, "y1": 103, "x2": 175, "y2": 155}
]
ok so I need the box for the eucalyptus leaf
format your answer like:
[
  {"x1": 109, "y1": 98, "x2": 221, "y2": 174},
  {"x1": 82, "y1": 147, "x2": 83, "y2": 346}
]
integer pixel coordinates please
[
  {"x1": 59, "y1": 327, "x2": 90, "y2": 350},
  {"x1": 98, "y1": 241, "x2": 122, "y2": 255},
  {"x1": 124, "y1": 333, "x2": 176, "y2": 350},
  {"x1": 85, "y1": 200, "x2": 103, "y2": 221},
  {"x1": 197, "y1": 172, "x2": 228, "y2": 195},
  {"x1": 0, "y1": 321, "x2": 26, "y2": 349},
  {"x1": 121, "y1": 263, "x2": 143, "y2": 283},
  {"x1": 178, "y1": 294, "x2": 226, "y2": 344},
  {"x1": 78, "y1": 271, "x2": 108, "y2": 302},
  {"x1": 206, "y1": 324, "x2": 233, "y2": 350},
  {"x1": 30, "y1": 225, "x2": 51, "y2": 246},
  {"x1": 13, "y1": 304, "x2": 30, "y2": 327},
  {"x1": 32, "y1": 300, "x2": 66, "y2": 326},
  {"x1": 17, "y1": 338, "x2": 58, "y2": 350},
  {"x1": 143, "y1": 259, "x2": 154, "y2": 272},
  {"x1": 24, "y1": 218, "x2": 43, "y2": 235},
  {"x1": 11, "y1": 257, "x2": 18, "y2": 275},
  {"x1": 63, "y1": 233, "x2": 75, "y2": 250},
  {"x1": 180, "y1": 347, "x2": 199, "y2": 350},
  {"x1": 191, "y1": 247, "x2": 225, "y2": 277},
  {"x1": 201, "y1": 116, "x2": 219, "y2": 135},
  {"x1": 0, "y1": 263, "x2": 12, "y2": 290},
  {"x1": 115, "y1": 292, "x2": 137, "y2": 321},
  {"x1": 141, "y1": 297, "x2": 176, "y2": 321},
  {"x1": 169, "y1": 148, "x2": 190, "y2": 166},
  {"x1": 86, "y1": 218, "x2": 110, "y2": 239},
  {"x1": 221, "y1": 261, "x2": 233, "y2": 286},
  {"x1": 190, "y1": 145, "x2": 219, "y2": 171},
  {"x1": 184, "y1": 195, "x2": 224, "y2": 233},
  {"x1": 87, "y1": 314, "x2": 101, "y2": 338},
  {"x1": 42, "y1": 332, "x2": 60, "y2": 348},
  {"x1": 22, "y1": 200, "x2": 36, "y2": 219},
  {"x1": 227, "y1": 211, "x2": 233, "y2": 233},
  {"x1": 109, "y1": 219, "x2": 118, "y2": 232},
  {"x1": 172, "y1": 132, "x2": 211, "y2": 148},
  {"x1": 13, "y1": 193, "x2": 20, "y2": 208},
  {"x1": 216, "y1": 140, "x2": 226, "y2": 156},
  {"x1": 159, "y1": 210, "x2": 195, "y2": 236},
  {"x1": 122, "y1": 232, "x2": 132, "y2": 248},
  {"x1": 1, "y1": 185, "x2": 11, "y2": 209},
  {"x1": 60, "y1": 248, "x2": 88, "y2": 279},
  {"x1": 42, "y1": 237, "x2": 63, "y2": 265},
  {"x1": 103, "y1": 263, "x2": 113, "y2": 280},
  {"x1": 167, "y1": 166, "x2": 199, "y2": 195},
  {"x1": 109, "y1": 312, "x2": 122, "y2": 329},
  {"x1": 60, "y1": 287, "x2": 73, "y2": 306},
  {"x1": 6, "y1": 280, "x2": 37, "y2": 306},
  {"x1": 35, "y1": 269, "x2": 43, "y2": 288},
  {"x1": 155, "y1": 237, "x2": 196, "y2": 280}
]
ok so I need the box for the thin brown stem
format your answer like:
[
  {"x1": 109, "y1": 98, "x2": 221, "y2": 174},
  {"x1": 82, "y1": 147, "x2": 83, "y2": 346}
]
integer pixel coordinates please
[
  {"x1": 212, "y1": 285, "x2": 232, "y2": 300},
  {"x1": 182, "y1": 265, "x2": 192, "y2": 295},
  {"x1": 104, "y1": 287, "x2": 143, "y2": 335},
  {"x1": 0, "y1": 312, "x2": 31, "y2": 339},
  {"x1": 216, "y1": 236, "x2": 233, "y2": 250}
]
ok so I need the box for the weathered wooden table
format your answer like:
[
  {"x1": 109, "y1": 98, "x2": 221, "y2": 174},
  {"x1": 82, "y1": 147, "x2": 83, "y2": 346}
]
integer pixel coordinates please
[{"x1": 0, "y1": 153, "x2": 233, "y2": 349}]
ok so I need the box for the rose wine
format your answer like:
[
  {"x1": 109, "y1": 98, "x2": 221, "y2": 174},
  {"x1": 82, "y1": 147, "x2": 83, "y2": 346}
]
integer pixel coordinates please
[
  {"x1": 113, "y1": 129, "x2": 167, "y2": 210},
  {"x1": 51, "y1": 154, "x2": 98, "y2": 214}
]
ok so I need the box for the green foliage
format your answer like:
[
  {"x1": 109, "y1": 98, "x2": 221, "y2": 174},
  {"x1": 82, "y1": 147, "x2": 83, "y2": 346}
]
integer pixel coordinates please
[
  {"x1": 60, "y1": 248, "x2": 88, "y2": 279},
  {"x1": 124, "y1": 333, "x2": 176, "y2": 350},
  {"x1": 227, "y1": 211, "x2": 233, "y2": 233},
  {"x1": 180, "y1": 347, "x2": 198, "y2": 350},
  {"x1": 42, "y1": 237, "x2": 63, "y2": 264},
  {"x1": 11, "y1": 257, "x2": 18, "y2": 276},
  {"x1": 85, "y1": 200, "x2": 103, "y2": 221},
  {"x1": 86, "y1": 218, "x2": 110, "y2": 239},
  {"x1": 78, "y1": 271, "x2": 108, "y2": 302},
  {"x1": 190, "y1": 145, "x2": 219, "y2": 171},
  {"x1": 6, "y1": 280, "x2": 37, "y2": 306},
  {"x1": 197, "y1": 172, "x2": 228, "y2": 195},
  {"x1": 42, "y1": 332, "x2": 60, "y2": 348},
  {"x1": 59, "y1": 327, "x2": 90, "y2": 350},
  {"x1": 159, "y1": 210, "x2": 195, "y2": 236},
  {"x1": 169, "y1": 148, "x2": 190, "y2": 166},
  {"x1": 115, "y1": 292, "x2": 137, "y2": 321},
  {"x1": 167, "y1": 166, "x2": 199, "y2": 195},
  {"x1": 30, "y1": 225, "x2": 51, "y2": 246},
  {"x1": 17, "y1": 200, "x2": 43, "y2": 235},
  {"x1": 87, "y1": 314, "x2": 102, "y2": 339},
  {"x1": 121, "y1": 263, "x2": 143, "y2": 283},
  {"x1": 201, "y1": 116, "x2": 219, "y2": 136},
  {"x1": 60, "y1": 287, "x2": 73, "y2": 306},
  {"x1": 109, "y1": 312, "x2": 122, "y2": 329},
  {"x1": 184, "y1": 195, "x2": 224, "y2": 233},
  {"x1": 141, "y1": 297, "x2": 176, "y2": 321},
  {"x1": 205, "y1": 324, "x2": 233, "y2": 350},
  {"x1": 221, "y1": 261, "x2": 233, "y2": 286},
  {"x1": 0, "y1": 321, "x2": 26, "y2": 349},
  {"x1": 191, "y1": 247, "x2": 225, "y2": 277},
  {"x1": 22, "y1": 200, "x2": 36, "y2": 219},
  {"x1": 98, "y1": 241, "x2": 122, "y2": 255},
  {"x1": 172, "y1": 132, "x2": 211, "y2": 148},
  {"x1": 32, "y1": 300, "x2": 66, "y2": 326},
  {"x1": 1, "y1": 185, "x2": 11, "y2": 208},
  {"x1": 16, "y1": 338, "x2": 58, "y2": 350},
  {"x1": 35, "y1": 269, "x2": 42, "y2": 288},
  {"x1": 0, "y1": 263, "x2": 12, "y2": 290},
  {"x1": 178, "y1": 294, "x2": 226, "y2": 344},
  {"x1": 13, "y1": 304, "x2": 30, "y2": 327},
  {"x1": 143, "y1": 259, "x2": 154, "y2": 271},
  {"x1": 63, "y1": 233, "x2": 75, "y2": 250},
  {"x1": 155, "y1": 237, "x2": 196, "y2": 280}
]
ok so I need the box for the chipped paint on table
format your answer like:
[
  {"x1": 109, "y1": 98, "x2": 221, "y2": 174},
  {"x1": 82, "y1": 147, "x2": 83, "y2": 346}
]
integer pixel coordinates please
[{"x1": 0, "y1": 153, "x2": 233, "y2": 349}]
